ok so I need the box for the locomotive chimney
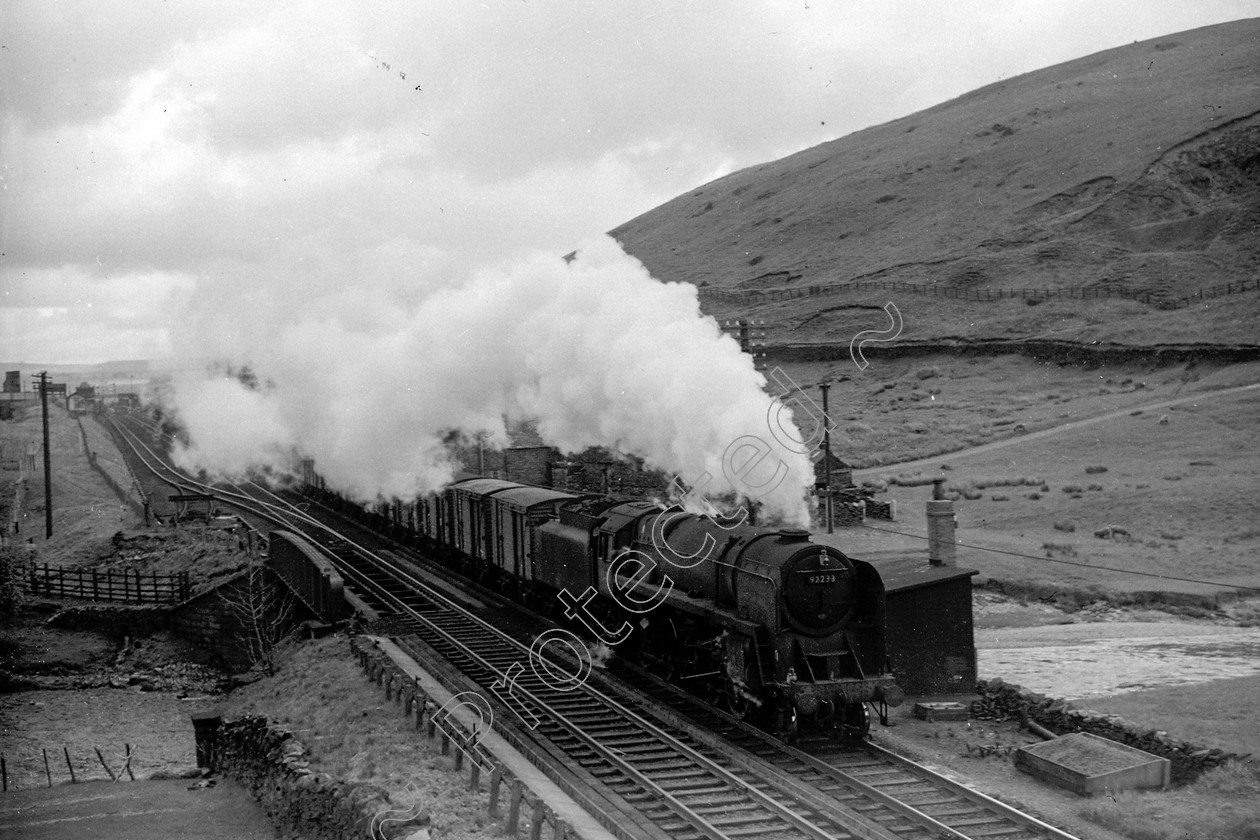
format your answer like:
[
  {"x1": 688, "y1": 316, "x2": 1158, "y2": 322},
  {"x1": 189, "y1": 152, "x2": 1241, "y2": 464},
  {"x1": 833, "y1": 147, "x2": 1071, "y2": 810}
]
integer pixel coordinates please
[{"x1": 927, "y1": 478, "x2": 956, "y2": 566}]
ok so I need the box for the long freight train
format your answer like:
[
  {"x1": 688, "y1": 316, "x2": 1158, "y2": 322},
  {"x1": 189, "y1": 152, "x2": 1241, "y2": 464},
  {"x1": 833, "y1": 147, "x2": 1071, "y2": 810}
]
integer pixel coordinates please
[{"x1": 308, "y1": 472, "x2": 907, "y2": 740}]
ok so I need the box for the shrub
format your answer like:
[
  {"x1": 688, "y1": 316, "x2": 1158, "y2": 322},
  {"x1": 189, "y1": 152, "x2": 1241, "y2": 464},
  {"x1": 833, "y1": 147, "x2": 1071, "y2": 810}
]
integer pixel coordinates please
[
  {"x1": 915, "y1": 366, "x2": 940, "y2": 380},
  {"x1": 1061, "y1": 485, "x2": 1083, "y2": 494},
  {"x1": 1053, "y1": 520, "x2": 1076, "y2": 533},
  {"x1": 1027, "y1": 493, "x2": 1041, "y2": 500},
  {"x1": 990, "y1": 494, "x2": 1008, "y2": 502},
  {"x1": 1087, "y1": 484, "x2": 1103, "y2": 491},
  {"x1": 0, "y1": 547, "x2": 26, "y2": 627},
  {"x1": 1085, "y1": 465, "x2": 1108, "y2": 474}
]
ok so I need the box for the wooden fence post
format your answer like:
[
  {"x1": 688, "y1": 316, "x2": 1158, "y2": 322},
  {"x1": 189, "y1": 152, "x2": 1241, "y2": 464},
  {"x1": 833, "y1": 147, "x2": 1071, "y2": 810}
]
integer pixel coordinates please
[
  {"x1": 94, "y1": 747, "x2": 116, "y2": 781},
  {"x1": 64, "y1": 746, "x2": 76, "y2": 783},
  {"x1": 507, "y1": 780, "x2": 524, "y2": 835},
  {"x1": 122, "y1": 744, "x2": 135, "y2": 781},
  {"x1": 529, "y1": 801, "x2": 547, "y2": 840},
  {"x1": 488, "y1": 767, "x2": 504, "y2": 816}
]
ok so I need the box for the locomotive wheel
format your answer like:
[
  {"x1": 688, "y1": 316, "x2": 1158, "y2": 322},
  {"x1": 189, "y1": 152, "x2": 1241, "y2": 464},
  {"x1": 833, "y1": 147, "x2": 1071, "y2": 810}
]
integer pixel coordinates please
[
  {"x1": 772, "y1": 703, "x2": 799, "y2": 745},
  {"x1": 721, "y1": 662, "x2": 755, "y2": 721},
  {"x1": 722, "y1": 682, "x2": 752, "y2": 720},
  {"x1": 838, "y1": 702, "x2": 870, "y2": 742}
]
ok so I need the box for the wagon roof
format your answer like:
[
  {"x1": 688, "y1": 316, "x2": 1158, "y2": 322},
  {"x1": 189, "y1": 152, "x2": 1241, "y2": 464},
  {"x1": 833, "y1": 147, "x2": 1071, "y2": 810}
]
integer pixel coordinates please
[
  {"x1": 449, "y1": 478, "x2": 521, "y2": 497},
  {"x1": 493, "y1": 486, "x2": 576, "y2": 509}
]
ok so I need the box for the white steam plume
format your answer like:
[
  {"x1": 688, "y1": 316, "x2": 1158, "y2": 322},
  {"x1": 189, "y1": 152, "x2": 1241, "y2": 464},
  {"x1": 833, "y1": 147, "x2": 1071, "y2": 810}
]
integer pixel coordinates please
[{"x1": 169, "y1": 237, "x2": 814, "y2": 522}]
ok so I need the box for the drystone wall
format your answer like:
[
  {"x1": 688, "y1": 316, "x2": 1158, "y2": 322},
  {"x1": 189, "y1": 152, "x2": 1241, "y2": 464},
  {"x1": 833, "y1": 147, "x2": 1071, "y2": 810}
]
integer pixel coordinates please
[
  {"x1": 215, "y1": 716, "x2": 389, "y2": 840},
  {"x1": 972, "y1": 678, "x2": 1247, "y2": 784}
]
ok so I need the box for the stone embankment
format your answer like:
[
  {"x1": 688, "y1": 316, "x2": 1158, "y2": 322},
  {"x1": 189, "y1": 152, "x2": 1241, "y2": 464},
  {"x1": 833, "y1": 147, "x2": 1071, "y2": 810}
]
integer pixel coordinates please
[
  {"x1": 769, "y1": 337, "x2": 1260, "y2": 366},
  {"x1": 215, "y1": 716, "x2": 393, "y2": 840},
  {"x1": 971, "y1": 678, "x2": 1247, "y2": 784}
]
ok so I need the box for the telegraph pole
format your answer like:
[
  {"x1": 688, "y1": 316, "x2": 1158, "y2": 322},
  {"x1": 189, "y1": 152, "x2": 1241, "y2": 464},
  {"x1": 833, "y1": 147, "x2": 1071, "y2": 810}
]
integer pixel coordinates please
[
  {"x1": 36, "y1": 372, "x2": 53, "y2": 538},
  {"x1": 819, "y1": 382, "x2": 832, "y2": 534}
]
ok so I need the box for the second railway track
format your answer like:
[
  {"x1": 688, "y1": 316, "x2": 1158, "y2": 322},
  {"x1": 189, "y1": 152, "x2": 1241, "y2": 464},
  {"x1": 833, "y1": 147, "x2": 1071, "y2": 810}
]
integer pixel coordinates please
[{"x1": 105, "y1": 415, "x2": 1084, "y2": 840}]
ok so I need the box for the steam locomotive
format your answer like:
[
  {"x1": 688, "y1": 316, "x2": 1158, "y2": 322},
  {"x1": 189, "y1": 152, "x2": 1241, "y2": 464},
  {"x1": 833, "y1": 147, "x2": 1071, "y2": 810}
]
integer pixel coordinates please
[{"x1": 322, "y1": 474, "x2": 906, "y2": 739}]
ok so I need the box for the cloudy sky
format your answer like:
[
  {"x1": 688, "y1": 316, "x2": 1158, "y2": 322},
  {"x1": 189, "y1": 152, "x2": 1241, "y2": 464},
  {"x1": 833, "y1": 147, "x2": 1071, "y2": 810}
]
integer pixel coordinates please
[{"x1": 2, "y1": 1, "x2": 1255, "y2": 366}]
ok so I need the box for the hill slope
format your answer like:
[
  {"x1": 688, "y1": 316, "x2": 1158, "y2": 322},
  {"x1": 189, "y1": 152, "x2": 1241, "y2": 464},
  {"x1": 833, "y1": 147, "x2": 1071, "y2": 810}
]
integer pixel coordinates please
[{"x1": 612, "y1": 19, "x2": 1260, "y2": 346}]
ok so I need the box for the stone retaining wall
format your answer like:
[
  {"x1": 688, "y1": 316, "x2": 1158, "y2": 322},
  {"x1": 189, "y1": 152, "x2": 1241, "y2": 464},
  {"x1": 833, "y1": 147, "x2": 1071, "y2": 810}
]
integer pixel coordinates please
[
  {"x1": 972, "y1": 678, "x2": 1247, "y2": 784},
  {"x1": 44, "y1": 602, "x2": 169, "y2": 637},
  {"x1": 215, "y1": 716, "x2": 388, "y2": 840}
]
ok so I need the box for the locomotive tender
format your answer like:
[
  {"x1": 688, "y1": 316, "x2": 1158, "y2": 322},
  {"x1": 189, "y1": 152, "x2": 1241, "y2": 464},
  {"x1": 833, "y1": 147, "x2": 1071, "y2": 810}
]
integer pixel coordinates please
[{"x1": 397, "y1": 475, "x2": 906, "y2": 739}]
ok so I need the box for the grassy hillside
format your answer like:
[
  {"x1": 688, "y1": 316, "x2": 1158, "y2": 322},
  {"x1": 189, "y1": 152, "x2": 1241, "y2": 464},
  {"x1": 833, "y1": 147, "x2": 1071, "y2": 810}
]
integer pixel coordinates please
[{"x1": 612, "y1": 19, "x2": 1260, "y2": 345}]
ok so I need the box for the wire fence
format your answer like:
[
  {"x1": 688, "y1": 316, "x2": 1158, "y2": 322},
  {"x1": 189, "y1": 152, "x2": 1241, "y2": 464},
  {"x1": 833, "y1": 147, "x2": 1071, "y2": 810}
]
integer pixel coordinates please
[
  {"x1": 699, "y1": 276, "x2": 1260, "y2": 308},
  {"x1": 1, "y1": 744, "x2": 139, "y2": 791},
  {"x1": 26, "y1": 562, "x2": 191, "y2": 604}
]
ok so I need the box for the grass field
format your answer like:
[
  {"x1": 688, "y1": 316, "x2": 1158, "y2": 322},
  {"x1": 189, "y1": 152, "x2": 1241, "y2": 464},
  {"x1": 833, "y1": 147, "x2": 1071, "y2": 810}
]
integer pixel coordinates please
[{"x1": 785, "y1": 355, "x2": 1260, "y2": 602}]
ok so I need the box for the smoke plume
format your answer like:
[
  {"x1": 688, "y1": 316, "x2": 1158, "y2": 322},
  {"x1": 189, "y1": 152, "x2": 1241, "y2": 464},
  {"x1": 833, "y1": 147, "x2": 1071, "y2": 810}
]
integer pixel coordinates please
[{"x1": 169, "y1": 237, "x2": 815, "y2": 522}]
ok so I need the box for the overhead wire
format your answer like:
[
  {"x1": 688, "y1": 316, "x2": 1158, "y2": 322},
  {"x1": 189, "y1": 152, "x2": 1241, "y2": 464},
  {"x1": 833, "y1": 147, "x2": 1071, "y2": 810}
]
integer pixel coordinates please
[{"x1": 857, "y1": 521, "x2": 1260, "y2": 594}]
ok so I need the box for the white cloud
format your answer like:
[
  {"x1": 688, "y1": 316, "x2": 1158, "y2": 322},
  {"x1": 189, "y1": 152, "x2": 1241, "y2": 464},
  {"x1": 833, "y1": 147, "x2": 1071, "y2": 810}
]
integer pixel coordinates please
[{"x1": 2, "y1": 0, "x2": 1254, "y2": 370}]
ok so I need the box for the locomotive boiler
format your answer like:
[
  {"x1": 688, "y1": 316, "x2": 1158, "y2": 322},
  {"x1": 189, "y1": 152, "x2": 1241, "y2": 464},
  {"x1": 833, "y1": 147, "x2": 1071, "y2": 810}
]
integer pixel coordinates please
[{"x1": 534, "y1": 499, "x2": 905, "y2": 738}]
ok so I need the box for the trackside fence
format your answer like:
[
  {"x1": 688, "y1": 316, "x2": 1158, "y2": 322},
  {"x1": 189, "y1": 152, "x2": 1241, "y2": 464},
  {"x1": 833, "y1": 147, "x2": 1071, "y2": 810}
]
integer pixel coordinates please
[
  {"x1": 26, "y1": 562, "x2": 191, "y2": 604},
  {"x1": 699, "y1": 276, "x2": 1260, "y2": 309}
]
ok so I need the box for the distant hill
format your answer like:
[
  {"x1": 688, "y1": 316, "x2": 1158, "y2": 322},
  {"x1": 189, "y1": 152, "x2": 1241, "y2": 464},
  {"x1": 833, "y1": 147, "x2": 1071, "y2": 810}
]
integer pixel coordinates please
[
  {"x1": 612, "y1": 19, "x2": 1260, "y2": 347},
  {"x1": 0, "y1": 360, "x2": 155, "y2": 390}
]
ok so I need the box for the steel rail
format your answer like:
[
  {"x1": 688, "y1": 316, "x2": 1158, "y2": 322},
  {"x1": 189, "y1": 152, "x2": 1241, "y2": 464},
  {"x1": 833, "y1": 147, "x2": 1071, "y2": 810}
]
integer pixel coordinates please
[
  {"x1": 859, "y1": 741, "x2": 1083, "y2": 840},
  {"x1": 306, "y1": 537, "x2": 858, "y2": 840}
]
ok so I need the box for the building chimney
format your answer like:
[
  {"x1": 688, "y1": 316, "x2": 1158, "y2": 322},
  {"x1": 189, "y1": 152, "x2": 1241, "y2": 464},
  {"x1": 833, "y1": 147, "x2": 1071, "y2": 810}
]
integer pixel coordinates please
[{"x1": 927, "y1": 479, "x2": 956, "y2": 566}]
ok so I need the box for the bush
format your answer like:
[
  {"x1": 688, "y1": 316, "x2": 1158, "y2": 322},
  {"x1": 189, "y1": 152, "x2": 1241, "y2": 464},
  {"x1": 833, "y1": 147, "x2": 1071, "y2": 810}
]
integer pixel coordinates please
[
  {"x1": 990, "y1": 494, "x2": 1009, "y2": 502},
  {"x1": 915, "y1": 366, "x2": 940, "y2": 380},
  {"x1": 0, "y1": 547, "x2": 27, "y2": 627},
  {"x1": 1087, "y1": 483, "x2": 1103, "y2": 491},
  {"x1": 1053, "y1": 520, "x2": 1076, "y2": 532},
  {"x1": 1085, "y1": 465, "x2": 1108, "y2": 474},
  {"x1": 1027, "y1": 493, "x2": 1041, "y2": 500},
  {"x1": 1061, "y1": 485, "x2": 1083, "y2": 494}
]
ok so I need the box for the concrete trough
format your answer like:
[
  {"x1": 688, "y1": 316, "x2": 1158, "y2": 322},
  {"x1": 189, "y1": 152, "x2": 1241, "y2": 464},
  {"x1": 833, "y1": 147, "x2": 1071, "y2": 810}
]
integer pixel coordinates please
[
  {"x1": 912, "y1": 701, "x2": 971, "y2": 722},
  {"x1": 1015, "y1": 732, "x2": 1171, "y2": 796}
]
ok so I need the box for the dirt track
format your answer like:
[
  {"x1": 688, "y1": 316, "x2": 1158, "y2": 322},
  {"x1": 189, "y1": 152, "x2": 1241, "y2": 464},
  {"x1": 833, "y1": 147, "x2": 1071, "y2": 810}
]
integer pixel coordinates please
[{"x1": 854, "y1": 379, "x2": 1260, "y2": 479}]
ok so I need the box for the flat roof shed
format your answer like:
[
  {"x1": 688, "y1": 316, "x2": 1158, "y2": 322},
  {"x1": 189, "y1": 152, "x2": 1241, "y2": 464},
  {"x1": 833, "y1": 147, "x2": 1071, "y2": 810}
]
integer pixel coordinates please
[{"x1": 862, "y1": 551, "x2": 979, "y2": 697}]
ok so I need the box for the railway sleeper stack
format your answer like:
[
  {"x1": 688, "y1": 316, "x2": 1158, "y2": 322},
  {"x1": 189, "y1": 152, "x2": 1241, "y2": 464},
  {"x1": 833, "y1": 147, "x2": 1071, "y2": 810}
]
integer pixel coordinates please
[{"x1": 971, "y1": 678, "x2": 1247, "y2": 783}]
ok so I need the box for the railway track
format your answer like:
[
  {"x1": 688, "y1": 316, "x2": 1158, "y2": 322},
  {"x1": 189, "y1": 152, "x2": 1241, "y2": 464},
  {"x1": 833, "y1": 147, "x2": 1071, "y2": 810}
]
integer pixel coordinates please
[
  {"x1": 298, "y1": 498, "x2": 1082, "y2": 840},
  {"x1": 105, "y1": 416, "x2": 1083, "y2": 840},
  {"x1": 604, "y1": 660, "x2": 1080, "y2": 840},
  {"x1": 312, "y1": 528, "x2": 899, "y2": 840}
]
